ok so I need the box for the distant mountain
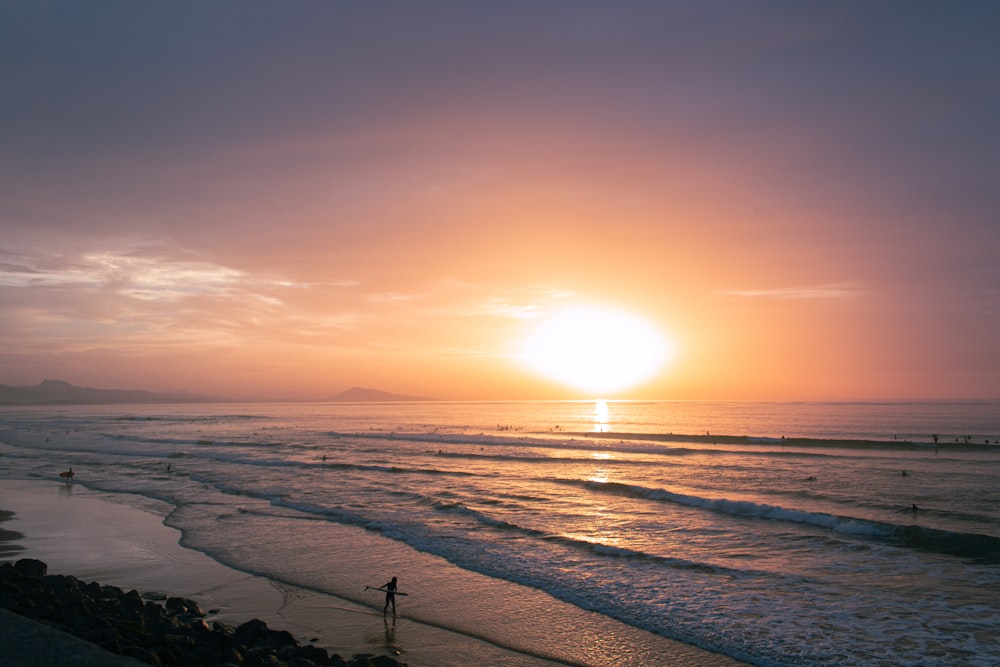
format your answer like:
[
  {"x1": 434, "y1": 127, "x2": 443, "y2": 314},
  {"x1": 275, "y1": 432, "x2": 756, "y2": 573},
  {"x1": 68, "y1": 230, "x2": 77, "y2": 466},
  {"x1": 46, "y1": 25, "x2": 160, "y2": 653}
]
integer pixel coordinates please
[
  {"x1": 330, "y1": 386, "x2": 429, "y2": 402},
  {"x1": 0, "y1": 380, "x2": 430, "y2": 405},
  {"x1": 0, "y1": 380, "x2": 221, "y2": 405}
]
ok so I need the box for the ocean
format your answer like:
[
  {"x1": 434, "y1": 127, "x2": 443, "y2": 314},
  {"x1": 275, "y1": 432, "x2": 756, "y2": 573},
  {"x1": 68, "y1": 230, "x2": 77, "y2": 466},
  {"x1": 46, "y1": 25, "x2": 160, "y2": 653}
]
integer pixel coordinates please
[{"x1": 1, "y1": 400, "x2": 998, "y2": 666}]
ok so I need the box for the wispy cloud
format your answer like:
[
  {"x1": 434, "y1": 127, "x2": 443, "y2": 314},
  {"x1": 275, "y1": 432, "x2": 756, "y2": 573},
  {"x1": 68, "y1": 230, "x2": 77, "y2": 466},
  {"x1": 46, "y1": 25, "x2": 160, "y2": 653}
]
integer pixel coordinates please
[
  {"x1": 0, "y1": 247, "x2": 366, "y2": 351},
  {"x1": 0, "y1": 249, "x2": 320, "y2": 300},
  {"x1": 484, "y1": 301, "x2": 540, "y2": 320}
]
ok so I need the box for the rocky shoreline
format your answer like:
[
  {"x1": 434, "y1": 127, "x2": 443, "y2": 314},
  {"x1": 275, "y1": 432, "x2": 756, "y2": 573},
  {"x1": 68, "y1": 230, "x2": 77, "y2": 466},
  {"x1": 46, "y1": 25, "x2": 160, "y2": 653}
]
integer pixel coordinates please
[{"x1": 0, "y1": 558, "x2": 405, "y2": 667}]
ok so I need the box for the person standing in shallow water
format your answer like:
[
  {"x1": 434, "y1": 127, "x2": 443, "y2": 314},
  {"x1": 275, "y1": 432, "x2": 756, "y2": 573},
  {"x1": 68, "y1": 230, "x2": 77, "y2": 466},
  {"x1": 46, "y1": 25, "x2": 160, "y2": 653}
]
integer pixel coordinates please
[{"x1": 383, "y1": 576, "x2": 398, "y2": 616}]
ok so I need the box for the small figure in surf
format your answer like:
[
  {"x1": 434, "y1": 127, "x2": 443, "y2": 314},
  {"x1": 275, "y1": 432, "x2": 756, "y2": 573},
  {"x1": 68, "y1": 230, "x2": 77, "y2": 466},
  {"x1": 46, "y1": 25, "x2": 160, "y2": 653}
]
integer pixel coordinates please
[{"x1": 383, "y1": 576, "x2": 398, "y2": 616}]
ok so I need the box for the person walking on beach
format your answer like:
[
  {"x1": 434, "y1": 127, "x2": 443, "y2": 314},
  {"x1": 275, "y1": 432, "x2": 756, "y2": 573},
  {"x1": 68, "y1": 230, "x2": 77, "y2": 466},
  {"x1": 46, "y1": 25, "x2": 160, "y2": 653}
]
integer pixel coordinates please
[{"x1": 383, "y1": 576, "x2": 398, "y2": 616}]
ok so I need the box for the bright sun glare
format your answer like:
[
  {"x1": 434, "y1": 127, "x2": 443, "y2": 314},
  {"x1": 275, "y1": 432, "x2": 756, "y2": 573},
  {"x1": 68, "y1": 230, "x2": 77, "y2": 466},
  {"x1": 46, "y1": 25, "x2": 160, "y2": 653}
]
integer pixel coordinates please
[{"x1": 520, "y1": 305, "x2": 672, "y2": 395}]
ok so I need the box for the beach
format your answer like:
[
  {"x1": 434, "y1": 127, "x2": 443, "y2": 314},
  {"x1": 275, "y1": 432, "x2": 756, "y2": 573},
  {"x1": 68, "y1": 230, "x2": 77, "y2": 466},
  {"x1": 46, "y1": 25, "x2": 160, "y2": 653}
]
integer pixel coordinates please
[
  {"x1": 0, "y1": 480, "x2": 521, "y2": 666},
  {"x1": 0, "y1": 480, "x2": 413, "y2": 666},
  {"x1": 0, "y1": 479, "x2": 553, "y2": 666},
  {"x1": 0, "y1": 478, "x2": 741, "y2": 667},
  {"x1": 2, "y1": 401, "x2": 998, "y2": 665}
]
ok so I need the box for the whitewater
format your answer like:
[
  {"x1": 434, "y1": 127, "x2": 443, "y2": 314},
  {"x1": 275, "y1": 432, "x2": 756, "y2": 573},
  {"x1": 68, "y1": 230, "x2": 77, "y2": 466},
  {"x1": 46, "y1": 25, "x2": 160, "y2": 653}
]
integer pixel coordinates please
[{"x1": 1, "y1": 400, "x2": 999, "y2": 666}]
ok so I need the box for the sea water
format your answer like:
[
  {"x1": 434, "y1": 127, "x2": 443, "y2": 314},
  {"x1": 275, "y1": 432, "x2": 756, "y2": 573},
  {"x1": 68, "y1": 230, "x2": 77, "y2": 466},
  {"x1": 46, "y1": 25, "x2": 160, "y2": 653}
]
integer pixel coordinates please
[{"x1": 1, "y1": 400, "x2": 998, "y2": 666}]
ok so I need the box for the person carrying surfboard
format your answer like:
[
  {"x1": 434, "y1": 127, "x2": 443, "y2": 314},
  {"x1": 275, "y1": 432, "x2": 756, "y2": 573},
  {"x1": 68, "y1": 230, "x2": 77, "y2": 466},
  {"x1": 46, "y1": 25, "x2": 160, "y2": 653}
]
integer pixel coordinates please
[{"x1": 382, "y1": 576, "x2": 398, "y2": 616}]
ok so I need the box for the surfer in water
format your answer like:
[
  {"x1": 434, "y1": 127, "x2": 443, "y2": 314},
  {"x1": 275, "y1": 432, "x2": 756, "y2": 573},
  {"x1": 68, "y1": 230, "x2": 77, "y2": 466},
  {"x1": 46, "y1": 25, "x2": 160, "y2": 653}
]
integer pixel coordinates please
[{"x1": 383, "y1": 576, "x2": 398, "y2": 616}]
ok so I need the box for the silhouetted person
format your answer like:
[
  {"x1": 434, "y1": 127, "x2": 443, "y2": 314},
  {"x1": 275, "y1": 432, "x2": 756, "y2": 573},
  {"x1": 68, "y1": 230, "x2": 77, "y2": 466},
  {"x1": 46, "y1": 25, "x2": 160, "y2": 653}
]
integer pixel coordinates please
[
  {"x1": 383, "y1": 576, "x2": 398, "y2": 616},
  {"x1": 911, "y1": 503, "x2": 919, "y2": 512}
]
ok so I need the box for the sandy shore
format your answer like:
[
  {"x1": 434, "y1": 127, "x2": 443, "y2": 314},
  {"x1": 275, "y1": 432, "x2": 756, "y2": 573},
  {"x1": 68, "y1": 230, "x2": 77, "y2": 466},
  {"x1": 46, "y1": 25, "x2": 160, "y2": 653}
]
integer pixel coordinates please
[
  {"x1": 0, "y1": 479, "x2": 577, "y2": 667},
  {"x1": 1, "y1": 478, "x2": 748, "y2": 666}
]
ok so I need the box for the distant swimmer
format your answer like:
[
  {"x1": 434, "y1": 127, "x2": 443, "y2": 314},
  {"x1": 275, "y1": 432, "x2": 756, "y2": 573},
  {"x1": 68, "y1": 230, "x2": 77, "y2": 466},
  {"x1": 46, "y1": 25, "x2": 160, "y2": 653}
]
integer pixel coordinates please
[
  {"x1": 911, "y1": 503, "x2": 920, "y2": 512},
  {"x1": 901, "y1": 470, "x2": 907, "y2": 477},
  {"x1": 58, "y1": 468, "x2": 74, "y2": 483}
]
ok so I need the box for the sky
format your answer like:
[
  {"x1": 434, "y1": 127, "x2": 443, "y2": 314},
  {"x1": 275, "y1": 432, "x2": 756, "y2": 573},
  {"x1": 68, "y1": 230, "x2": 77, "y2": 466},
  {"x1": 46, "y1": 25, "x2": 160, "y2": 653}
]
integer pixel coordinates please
[{"x1": 2, "y1": 1, "x2": 999, "y2": 401}]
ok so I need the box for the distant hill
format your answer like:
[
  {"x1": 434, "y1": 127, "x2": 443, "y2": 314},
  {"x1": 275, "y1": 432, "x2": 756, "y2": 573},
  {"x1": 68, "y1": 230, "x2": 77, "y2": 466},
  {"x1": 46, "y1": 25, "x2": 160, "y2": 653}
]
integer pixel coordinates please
[
  {"x1": 330, "y1": 386, "x2": 429, "y2": 402},
  {"x1": 0, "y1": 380, "x2": 430, "y2": 405},
  {"x1": 0, "y1": 380, "x2": 221, "y2": 405}
]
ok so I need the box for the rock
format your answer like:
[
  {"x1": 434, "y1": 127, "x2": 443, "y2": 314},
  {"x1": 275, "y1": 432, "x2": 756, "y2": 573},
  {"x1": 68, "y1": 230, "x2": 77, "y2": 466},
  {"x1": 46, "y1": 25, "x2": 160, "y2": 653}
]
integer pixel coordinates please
[
  {"x1": 213, "y1": 620, "x2": 237, "y2": 637},
  {"x1": 166, "y1": 595, "x2": 204, "y2": 616},
  {"x1": 121, "y1": 588, "x2": 144, "y2": 611},
  {"x1": 297, "y1": 643, "x2": 331, "y2": 664},
  {"x1": 266, "y1": 627, "x2": 299, "y2": 650},
  {"x1": 369, "y1": 657, "x2": 405, "y2": 667},
  {"x1": 13, "y1": 558, "x2": 47, "y2": 578},
  {"x1": 233, "y1": 618, "x2": 271, "y2": 645},
  {"x1": 0, "y1": 560, "x2": 407, "y2": 667}
]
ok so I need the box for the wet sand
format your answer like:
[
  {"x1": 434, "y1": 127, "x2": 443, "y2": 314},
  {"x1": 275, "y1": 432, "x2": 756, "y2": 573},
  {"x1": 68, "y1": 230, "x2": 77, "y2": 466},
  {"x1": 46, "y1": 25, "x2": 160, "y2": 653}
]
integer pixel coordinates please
[
  {"x1": 0, "y1": 479, "x2": 747, "y2": 666},
  {"x1": 0, "y1": 479, "x2": 569, "y2": 666},
  {"x1": 0, "y1": 509, "x2": 25, "y2": 559}
]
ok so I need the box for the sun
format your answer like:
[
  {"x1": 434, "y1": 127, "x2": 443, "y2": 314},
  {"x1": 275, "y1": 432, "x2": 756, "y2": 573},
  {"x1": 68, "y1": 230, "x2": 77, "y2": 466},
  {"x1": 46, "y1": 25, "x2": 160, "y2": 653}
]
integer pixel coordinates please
[{"x1": 519, "y1": 305, "x2": 673, "y2": 395}]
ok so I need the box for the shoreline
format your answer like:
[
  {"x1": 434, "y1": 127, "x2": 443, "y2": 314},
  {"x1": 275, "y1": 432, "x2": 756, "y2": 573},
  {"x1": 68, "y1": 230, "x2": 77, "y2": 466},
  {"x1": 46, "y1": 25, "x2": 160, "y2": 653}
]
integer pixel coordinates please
[
  {"x1": 0, "y1": 479, "x2": 569, "y2": 667},
  {"x1": 0, "y1": 480, "x2": 408, "y2": 666},
  {"x1": 2, "y1": 558, "x2": 388, "y2": 667},
  {"x1": 0, "y1": 478, "x2": 748, "y2": 667}
]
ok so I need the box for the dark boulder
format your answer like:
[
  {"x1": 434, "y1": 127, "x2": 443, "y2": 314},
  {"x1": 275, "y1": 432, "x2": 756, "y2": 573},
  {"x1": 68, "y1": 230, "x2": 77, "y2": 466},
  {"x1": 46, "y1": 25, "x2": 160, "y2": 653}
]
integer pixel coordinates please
[
  {"x1": 0, "y1": 559, "x2": 407, "y2": 667},
  {"x1": 233, "y1": 618, "x2": 271, "y2": 645},
  {"x1": 13, "y1": 558, "x2": 47, "y2": 578},
  {"x1": 165, "y1": 596, "x2": 203, "y2": 617}
]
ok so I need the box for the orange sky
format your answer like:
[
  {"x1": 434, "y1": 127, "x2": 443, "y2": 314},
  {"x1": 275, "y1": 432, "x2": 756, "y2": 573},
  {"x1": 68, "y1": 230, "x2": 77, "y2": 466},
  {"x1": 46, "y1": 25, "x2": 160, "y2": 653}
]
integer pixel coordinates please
[{"x1": 1, "y1": 3, "x2": 999, "y2": 401}]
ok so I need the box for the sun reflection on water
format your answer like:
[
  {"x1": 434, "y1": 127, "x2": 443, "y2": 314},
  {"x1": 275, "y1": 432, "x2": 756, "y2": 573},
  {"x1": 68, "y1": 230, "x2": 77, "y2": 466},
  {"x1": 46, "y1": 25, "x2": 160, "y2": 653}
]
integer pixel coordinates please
[
  {"x1": 593, "y1": 399, "x2": 610, "y2": 432},
  {"x1": 587, "y1": 468, "x2": 610, "y2": 484}
]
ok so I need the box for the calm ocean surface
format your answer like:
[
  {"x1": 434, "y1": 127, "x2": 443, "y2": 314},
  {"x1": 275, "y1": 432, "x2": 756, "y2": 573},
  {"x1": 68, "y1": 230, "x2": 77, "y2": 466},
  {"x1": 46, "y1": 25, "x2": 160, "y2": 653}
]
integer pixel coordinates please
[{"x1": 2, "y1": 400, "x2": 999, "y2": 666}]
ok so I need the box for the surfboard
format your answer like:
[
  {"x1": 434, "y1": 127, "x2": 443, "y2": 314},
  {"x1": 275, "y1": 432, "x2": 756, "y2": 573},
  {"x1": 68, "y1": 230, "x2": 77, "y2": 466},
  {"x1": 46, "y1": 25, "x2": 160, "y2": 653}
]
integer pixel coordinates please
[{"x1": 365, "y1": 586, "x2": 409, "y2": 596}]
